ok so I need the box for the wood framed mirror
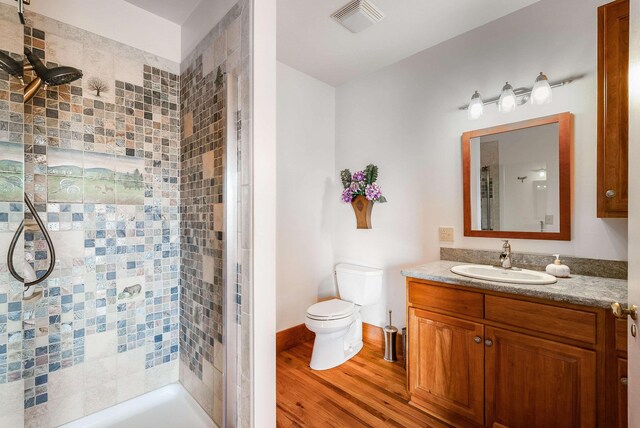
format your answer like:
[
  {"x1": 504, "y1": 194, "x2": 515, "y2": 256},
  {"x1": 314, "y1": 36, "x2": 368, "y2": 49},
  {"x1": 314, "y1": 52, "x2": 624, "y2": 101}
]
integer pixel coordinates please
[{"x1": 462, "y1": 112, "x2": 573, "y2": 240}]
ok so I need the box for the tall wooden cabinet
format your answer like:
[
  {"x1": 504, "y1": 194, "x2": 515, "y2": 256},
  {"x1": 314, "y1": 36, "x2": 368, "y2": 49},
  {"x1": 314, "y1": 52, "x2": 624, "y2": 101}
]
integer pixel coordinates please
[
  {"x1": 406, "y1": 278, "x2": 625, "y2": 427},
  {"x1": 597, "y1": 0, "x2": 629, "y2": 218}
]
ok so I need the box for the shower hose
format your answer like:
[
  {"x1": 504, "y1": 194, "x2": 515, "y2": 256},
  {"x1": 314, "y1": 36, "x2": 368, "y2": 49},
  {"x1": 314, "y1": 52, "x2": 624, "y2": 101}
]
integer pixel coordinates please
[{"x1": 7, "y1": 193, "x2": 56, "y2": 291}]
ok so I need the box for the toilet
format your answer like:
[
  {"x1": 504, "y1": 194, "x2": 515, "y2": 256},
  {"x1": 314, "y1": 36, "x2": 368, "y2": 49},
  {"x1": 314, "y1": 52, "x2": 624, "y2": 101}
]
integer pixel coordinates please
[{"x1": 305, "y1": 263, "x2": 383, "y2": 370}]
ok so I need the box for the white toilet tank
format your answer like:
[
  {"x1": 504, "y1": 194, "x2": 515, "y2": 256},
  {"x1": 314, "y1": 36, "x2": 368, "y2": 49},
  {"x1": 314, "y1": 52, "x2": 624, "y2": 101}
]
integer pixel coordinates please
[{"x1": 335, "y1": 263, "x2": 383, "y2": 306}]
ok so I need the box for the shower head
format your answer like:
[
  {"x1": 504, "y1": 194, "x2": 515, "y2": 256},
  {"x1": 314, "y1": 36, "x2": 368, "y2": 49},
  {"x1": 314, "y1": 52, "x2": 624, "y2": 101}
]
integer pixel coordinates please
[
  {"x1": 23, "y1": 48, "x2": 82, "y2": 102},
  {"x1": 24, "y1": 48, "x2": 83, "y2": 86},
  {"x1": 0, "y1": 51, "x2": 23, "y2": 81}
]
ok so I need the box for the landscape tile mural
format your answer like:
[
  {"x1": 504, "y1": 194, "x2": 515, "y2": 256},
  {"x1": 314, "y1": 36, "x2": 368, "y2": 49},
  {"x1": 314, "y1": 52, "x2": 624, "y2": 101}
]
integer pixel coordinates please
[
  {"x1": 0, "y1": 173, "x2": 23, "y2": 202},
  {"x1": 47, "y1": 176, "x2": 82, "y2": 203},
  {"x1": 0, "y1": 141, "x2": 22, "y2": 173},
  {"x1": 84, "y1": 178, "x2": 115, "y2": 204},
  {"x1": 0, "y1": 141, "x2": 23, "y2": 202},
  {"x1": 115, "y1": 180, "x2": 144, "y2": 205},
  {"x1": 84, "y1": 152, "x2": 115, "y2": 180},
  {"x1": 47, "y1": 147, "x2": 83, "y2": 177},
  {"x1": 115, "y1": 155, "x2": 144, "y2": 205},
  {"x1": 114, "y1": 155, "x2": 143, "y2": 182}
]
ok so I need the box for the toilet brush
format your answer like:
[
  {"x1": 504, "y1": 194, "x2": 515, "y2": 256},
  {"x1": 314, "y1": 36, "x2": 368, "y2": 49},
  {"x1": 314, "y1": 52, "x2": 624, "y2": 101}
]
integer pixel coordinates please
[{"x1": 383, "y1": 310, "x2": 398, "y2": 362}]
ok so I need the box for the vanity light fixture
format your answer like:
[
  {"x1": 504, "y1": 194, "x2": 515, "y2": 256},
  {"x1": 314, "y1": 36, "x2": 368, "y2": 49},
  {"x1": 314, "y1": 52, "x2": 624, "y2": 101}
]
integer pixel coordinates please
[
  {"x1": 498, "y1": 82, "x2": 517, "y2": 113},
  {"x1": 460, "y1": 73, "x2": 581, "y2": 118},
  {"x1": 530, "y1": 72, "x2": 552, "y2": 105},
  {"x1": 467, "y1": 91, "x2": 484, "y2": 120}
]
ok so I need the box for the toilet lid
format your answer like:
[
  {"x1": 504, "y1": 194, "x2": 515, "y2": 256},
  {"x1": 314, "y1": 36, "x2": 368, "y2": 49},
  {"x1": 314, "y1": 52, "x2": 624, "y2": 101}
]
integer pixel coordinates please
[{"x1": 306, "y1": 299, "x2": 354, "y2": 320}]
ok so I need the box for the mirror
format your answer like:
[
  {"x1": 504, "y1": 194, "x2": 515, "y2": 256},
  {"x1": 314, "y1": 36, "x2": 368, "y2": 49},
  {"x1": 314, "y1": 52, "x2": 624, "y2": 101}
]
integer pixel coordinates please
[{"x1": 462, "y1": 113, "x2": 572, "y2": 240}]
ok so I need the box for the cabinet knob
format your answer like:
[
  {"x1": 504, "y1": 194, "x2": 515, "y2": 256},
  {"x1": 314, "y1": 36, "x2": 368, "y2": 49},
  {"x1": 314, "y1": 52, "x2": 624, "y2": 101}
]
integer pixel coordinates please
[
  {"x1": 484, "y1": 339, "x2": 493, "y2": 347},
  {"x1": 473, "y1": 336, "x2": 482, "y2": 344},
  {"x1": 606, "y1": 189, "x2": 616, "y2": 198},
  {"x1": 621, "y1": 377, "x2": 628, "y2": 386}
]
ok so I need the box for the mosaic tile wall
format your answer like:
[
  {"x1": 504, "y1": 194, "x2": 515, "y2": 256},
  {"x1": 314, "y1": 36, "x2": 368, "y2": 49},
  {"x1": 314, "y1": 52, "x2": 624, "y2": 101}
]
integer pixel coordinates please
[
  {"x1": 178, "y1": 0, "x2": 254, "y2": 426},
  {"x1": 180, "y1": 56, "x2": 225, "y2": 371},
  {"x1": 0, "y1": 5, "x2": 182, "y2": 427},
  {"x1": 178, "y1": 7, "x2": 232, "y2": 427}
]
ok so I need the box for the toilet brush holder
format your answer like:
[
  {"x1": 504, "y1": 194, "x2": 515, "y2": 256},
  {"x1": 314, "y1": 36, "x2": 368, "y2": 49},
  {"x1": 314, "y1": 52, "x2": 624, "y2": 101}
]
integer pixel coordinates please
[{"x1": 384, "y1": 310, "x2": 398, "y2": 362}]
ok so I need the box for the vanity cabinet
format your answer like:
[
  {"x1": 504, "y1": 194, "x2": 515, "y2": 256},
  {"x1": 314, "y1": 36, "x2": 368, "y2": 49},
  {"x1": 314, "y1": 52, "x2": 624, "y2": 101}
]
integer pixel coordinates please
[
  {"x1": 597, "y1": 0, "x2": 629, "y2": 218},
  {"x1": 408, "y1": 308, "x2": 485, "y2": 425},
  {"x1": 406, "y1": 278, "x2": 623, "y2": 428},
  {"x1": 612, "y1": 318, "x2": 628, "y2": 428},
  {"x1": 485, "y1": 327, "x2": 596, "y2": 428},
  {"x1": 617, "y1": 358, "x2": 627, "y2": 428}
]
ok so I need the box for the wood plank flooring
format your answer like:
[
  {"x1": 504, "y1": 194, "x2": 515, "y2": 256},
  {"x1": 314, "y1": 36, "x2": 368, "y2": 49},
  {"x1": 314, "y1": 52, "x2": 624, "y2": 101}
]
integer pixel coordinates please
[{"x1": 277, "y1": 341, "x2": 451, "y2": 428}]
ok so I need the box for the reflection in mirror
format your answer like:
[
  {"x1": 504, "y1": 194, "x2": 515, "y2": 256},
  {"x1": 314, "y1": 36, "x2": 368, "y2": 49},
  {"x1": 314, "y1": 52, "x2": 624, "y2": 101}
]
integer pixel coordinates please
[
  {"x1": 463, "y1": 113, "x2": 572, "y2": 241},
  {"x1": 470, "y1": 123, "x2": 559, "y2": 233}
]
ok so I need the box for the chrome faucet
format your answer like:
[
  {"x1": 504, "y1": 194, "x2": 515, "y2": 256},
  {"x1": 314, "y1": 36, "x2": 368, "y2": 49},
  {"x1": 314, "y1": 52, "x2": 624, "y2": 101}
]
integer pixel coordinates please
[{"x1": 500, "y1": 240, "x2": 512, "y2": 269}]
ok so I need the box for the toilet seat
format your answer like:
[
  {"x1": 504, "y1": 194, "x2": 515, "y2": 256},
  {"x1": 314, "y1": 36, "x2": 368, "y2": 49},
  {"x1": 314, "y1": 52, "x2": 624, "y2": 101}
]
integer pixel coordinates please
[{"x1": 306, "y1": 299, "x2": 355, "y2": 321}]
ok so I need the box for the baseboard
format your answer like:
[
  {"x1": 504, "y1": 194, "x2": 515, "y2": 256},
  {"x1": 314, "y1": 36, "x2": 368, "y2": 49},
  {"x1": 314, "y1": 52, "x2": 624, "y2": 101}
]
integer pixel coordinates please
[
  {"x1": 276, "y1": 324, "x2": 315, "y2": 354},
  {"x1": 276, "y1": 322, "x2": 404, "y2": 358}
]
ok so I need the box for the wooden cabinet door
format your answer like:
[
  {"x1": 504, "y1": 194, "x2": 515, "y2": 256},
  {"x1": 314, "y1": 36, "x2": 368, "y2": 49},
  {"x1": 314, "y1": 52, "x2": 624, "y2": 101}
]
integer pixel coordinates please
[
  {"x1": 618, "y1": 358, "x2": 628, "y2": 428},
  {"x1": 597, "y1": 0, "x2": 629, "y2": 218},
  {"x1": 485, "y1": 327, "x2": 597, "y2": 428},
  {"x1": 408, "y1": 308, "x2": 484, "y2": 425}
]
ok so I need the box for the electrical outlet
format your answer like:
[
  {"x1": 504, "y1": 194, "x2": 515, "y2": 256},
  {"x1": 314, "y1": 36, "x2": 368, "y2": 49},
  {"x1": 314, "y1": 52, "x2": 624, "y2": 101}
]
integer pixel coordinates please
[
  {"x1": 545, "y1": 215, "x2": 554, "y2": 225},
  {"x1": 439, "y1": 227, "x2": 454, "y2": 242}
]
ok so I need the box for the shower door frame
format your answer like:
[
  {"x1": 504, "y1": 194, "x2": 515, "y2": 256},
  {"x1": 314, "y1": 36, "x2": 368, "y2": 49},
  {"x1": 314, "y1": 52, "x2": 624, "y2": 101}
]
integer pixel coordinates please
[{"x1": 223, "y1": 71, "x2": 239, "y2": 428}]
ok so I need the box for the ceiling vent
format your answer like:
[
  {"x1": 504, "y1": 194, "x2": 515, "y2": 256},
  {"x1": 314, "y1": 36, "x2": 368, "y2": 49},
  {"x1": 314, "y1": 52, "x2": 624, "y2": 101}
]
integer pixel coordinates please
[{"x1": 331, "y1": 0, "x2": 385, "y2": 33}]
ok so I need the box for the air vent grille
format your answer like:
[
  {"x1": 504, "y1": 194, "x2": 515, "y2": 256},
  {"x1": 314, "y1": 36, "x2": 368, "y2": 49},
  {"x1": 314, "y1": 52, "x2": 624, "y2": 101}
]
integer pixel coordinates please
[{"x1": 331, "y1": 0, "x2": 385, "y2": 33}]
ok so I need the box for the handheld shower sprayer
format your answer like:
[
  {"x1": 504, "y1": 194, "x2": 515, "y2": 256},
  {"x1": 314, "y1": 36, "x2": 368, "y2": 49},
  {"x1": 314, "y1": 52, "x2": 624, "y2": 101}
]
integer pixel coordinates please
[{"x1": 7, "y1": 194, "x2": 57, "y2": 291}]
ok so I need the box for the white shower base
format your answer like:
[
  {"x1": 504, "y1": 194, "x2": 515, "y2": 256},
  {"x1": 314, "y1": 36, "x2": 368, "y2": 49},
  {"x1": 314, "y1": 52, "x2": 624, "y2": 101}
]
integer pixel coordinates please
[{"x1": 60, "y1": 383, "x2": 216, "y2": 428}]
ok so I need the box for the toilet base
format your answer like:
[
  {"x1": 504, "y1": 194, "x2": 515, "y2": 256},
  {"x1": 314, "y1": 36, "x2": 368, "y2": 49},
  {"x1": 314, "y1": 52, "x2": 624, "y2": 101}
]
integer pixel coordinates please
[{"x1": 309, "y1": 317, "x2": 363, "y2": 371}]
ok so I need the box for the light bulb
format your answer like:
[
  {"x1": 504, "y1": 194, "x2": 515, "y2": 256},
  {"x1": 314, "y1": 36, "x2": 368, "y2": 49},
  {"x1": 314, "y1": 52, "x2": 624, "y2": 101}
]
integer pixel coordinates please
[
  {"x1": 531, "y1": 72, "x2": 552, "y2": 105},
  {"x1": 467, "y1": 90, "x2": 484, "y2": 120},
  {"x1": 498, "y1": 82, "x2": 516, "y2": 113}
]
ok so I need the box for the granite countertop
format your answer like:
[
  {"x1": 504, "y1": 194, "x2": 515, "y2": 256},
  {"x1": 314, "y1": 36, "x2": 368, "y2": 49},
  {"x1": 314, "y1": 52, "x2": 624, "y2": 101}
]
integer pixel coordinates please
[{"x1": 401, "y1": 260, "x2": 628, "y2": 309}]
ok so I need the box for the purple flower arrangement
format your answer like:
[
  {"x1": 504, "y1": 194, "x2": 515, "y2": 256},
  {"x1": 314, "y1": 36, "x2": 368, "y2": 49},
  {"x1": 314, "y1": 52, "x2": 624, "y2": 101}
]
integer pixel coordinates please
[{"x1": 340, "y1": 164, "x2": 388, "y2": 203}]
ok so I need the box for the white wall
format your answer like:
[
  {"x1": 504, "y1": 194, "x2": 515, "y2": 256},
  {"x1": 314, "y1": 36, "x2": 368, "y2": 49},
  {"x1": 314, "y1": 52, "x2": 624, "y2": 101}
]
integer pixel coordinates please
[
  {"x1": 0, "y1": 0, "x2": 181, "y2": 62},
  {"x1": 276, "y1": 62, "x2": 336, "y2": 331},
  {"x1": 253, "y1": 0, "x2": 277, "y2": 425},
  {"x1": 333, "y1": 0, "x2": 628, "y2": 329}
]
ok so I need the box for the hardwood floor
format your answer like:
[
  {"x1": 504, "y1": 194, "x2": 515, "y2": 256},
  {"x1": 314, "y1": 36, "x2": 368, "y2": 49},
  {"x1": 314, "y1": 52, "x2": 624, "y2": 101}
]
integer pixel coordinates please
[{"x1": 277, "y1": 341, "x2": 451, "y2": 428}]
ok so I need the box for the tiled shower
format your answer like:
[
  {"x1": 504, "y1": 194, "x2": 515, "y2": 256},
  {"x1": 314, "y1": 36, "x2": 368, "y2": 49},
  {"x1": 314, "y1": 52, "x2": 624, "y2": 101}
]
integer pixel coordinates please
[{"x1": 0, "y1": 1, "x2": 253, "y2": 427}]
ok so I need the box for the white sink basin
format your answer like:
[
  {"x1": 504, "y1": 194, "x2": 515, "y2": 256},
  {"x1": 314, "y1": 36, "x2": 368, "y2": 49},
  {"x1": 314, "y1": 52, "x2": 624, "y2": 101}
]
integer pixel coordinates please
[{"x1": 451, "y1": 264, "x2": 557, "y2": 285}]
